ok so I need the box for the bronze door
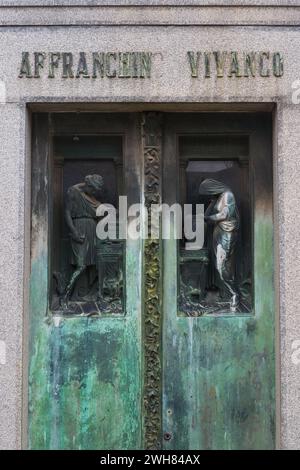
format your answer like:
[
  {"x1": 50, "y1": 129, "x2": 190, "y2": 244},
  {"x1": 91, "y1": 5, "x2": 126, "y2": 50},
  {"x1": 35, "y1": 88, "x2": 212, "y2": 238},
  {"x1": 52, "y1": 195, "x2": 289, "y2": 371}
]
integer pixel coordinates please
[
  {"x1": 28, "y1": 111, "x2": 275, "y2": 450},
  {"x1": 161, "y1": 113, "x2": 275, "y2": 449}
]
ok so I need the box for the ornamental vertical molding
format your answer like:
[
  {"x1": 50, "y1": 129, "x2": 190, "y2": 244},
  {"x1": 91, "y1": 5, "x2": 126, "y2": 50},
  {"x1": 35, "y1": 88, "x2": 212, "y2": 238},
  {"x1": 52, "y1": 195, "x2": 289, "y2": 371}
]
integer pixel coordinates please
[{"x1": 142, "y1": 112, "x2": 163, "y2": 450}]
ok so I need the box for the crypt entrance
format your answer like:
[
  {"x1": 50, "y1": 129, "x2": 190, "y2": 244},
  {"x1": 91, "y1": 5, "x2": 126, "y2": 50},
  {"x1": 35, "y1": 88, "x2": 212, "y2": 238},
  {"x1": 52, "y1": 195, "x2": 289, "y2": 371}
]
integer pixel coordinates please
[{"x1": 28, "y1": 111, "x2": 275, "y2": 450}]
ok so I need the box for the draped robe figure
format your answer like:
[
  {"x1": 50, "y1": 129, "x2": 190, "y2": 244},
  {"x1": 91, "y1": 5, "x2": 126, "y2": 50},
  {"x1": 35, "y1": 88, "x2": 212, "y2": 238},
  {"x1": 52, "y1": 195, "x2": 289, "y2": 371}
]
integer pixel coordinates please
[
  {"x1": 61, "y1": 174, "x2": 103, "y2": 309},
  {"x1": 199, "y1": 178, "x2": 240, "y2": 310}
]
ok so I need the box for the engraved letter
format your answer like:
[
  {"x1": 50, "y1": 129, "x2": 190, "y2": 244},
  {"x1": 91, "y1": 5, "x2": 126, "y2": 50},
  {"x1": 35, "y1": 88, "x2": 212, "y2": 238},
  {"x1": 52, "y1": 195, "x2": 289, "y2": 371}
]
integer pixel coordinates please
[
  {"x1": 204, "y1": 52, "x2": 211, "y2": 78},
  {"x1": 213, "y1": 51, "x2": 226, "y2": 78},
  {"x1": 18, "y1": 52, "x2": 32, "y2": 78},
  {"x1": 259, "y1": 52, "x2": 270, "y2": 77},
  {"x1": 105, "y1": 52, "x2": 117, "y2": 78},
  {"x1": 140, "y1": 52, "x2": 152, "y2": 78},
  {"x1": 273, "y1": 52, "x2": 283, "y2": 77},
  {"x1": 92, "y1": 52, "x2": 105, "y2": 78},
  {"x1": 76, "y1": 52, "x2": 90, "y2": 78},
  {"x1": 243, "y1": 52, "x2": 256, "y2": 77},
  {"x1": 119, "y1": 52, "x2": 131, "y2": 78},
  {"x1": 130, "y1": 52, "x2": 140, "y2": 78},
  {"x1": 62, "y1": 53, "x2": 74, "y2": 78},
  {"x1": 187, "y1": 51, "x2": 201, "y2": 78},
  {"x1": 48, "y1": 52, "x2": 60, "y2": 78},
  {"x1": 228, "y1": 52, "x2": 242, "y2": 77},
  {"x1": 34, "y1": 52, "x2": 45, "y2": 78}
]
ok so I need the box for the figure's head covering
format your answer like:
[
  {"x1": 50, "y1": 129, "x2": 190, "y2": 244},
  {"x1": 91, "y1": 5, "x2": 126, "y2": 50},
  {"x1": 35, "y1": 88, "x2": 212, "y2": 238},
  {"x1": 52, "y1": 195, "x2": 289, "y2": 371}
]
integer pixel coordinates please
[
  {"x1": 85, "y1": 174, "x2": 104, "y2": 191},
  {"x1": 199, "y1": 178, "x2": 230, "y2": 196}
]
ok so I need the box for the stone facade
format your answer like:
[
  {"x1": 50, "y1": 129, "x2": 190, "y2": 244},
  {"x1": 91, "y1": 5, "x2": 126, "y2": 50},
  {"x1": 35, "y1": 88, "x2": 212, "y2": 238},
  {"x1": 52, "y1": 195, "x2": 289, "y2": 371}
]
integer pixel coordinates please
[{"x1": 0, "y1": 0, "x2": 300, "y2": 449}]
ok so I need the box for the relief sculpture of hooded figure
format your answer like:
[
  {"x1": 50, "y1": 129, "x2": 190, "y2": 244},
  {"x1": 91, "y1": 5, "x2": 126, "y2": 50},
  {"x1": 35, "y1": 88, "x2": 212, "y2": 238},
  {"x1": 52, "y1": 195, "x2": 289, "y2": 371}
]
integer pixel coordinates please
[{"x1": 199, "y1": 178, "x2": 240, "y2": 310}]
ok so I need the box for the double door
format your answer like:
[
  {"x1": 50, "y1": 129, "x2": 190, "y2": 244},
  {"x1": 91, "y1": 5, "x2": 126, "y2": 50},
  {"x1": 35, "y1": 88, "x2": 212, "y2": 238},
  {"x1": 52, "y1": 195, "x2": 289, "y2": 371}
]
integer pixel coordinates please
[{"x1": 29, "y1": 111, "x2": 275, "y2": 449}]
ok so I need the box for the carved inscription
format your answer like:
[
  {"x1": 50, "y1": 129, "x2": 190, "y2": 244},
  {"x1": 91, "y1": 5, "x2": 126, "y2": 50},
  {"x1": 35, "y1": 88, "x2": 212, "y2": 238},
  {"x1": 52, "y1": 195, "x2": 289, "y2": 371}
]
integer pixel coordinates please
[
  {"x1": 18, "y1": 51, "x2": 152, "y2": 79},
  {"x1": 187, "y1": 51, "x2": 284, "y2": 78},
  {"x1": 18, "y1": 50, "x2": 284, "y2": 80}
]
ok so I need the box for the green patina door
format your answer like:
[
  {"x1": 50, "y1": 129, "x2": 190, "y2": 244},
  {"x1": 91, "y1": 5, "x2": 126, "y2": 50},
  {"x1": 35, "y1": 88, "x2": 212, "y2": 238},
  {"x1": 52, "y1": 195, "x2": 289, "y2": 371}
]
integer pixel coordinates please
[
  {"x1": 29, "y1": 113, "x2": 143, "y2": 449},
  {"x1": 28, "y1": 111, "x2": 275, "y2": 449},
  {"x1": 162, "y1": 113, "x2": 275, "y2": 450}
]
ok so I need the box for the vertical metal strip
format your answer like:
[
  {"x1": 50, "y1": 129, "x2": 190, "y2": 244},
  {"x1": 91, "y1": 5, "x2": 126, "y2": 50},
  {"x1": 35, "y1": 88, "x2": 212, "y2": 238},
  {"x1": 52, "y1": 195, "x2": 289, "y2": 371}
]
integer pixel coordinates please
[{"x1": 142, "y1": 112, "x2": 163, "y2": 450}]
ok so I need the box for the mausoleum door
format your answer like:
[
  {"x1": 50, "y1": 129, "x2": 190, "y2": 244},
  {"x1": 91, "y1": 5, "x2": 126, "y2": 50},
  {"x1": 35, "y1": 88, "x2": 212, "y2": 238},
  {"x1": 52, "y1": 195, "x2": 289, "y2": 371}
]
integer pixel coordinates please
[
  {"x1": 29, "y1": 113, "x2": 143, "y2": 449},
  {"x1": 28, "y1": 112, "x2": 275, "y2": 450},
  {"x1": 161, "y1": 113, "x2": 275, "y2": 450}
]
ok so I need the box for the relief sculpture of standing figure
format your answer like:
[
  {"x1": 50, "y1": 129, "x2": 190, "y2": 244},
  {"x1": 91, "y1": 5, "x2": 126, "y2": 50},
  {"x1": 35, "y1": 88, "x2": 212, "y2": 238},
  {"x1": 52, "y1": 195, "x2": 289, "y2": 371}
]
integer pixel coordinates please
[
  {"x1": 60, "y1": 174, "x2": 104, "y2": 309},
  {"x1": 199, "y1": 178, "x2": 240, "y2": 310}
]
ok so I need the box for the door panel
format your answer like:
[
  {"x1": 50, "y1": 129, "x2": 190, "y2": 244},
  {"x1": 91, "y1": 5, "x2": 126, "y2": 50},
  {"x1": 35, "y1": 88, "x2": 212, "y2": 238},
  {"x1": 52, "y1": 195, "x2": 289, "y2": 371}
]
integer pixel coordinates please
[
  {"x1": 29, "y1": 113, "x2": 142, "y2": 449},
  {"x1": 28, "y1": 111, "x2": 275, "y2": 450},
  {"x1": 162, "y1": 114, "x2": 275, "y2": 449}
]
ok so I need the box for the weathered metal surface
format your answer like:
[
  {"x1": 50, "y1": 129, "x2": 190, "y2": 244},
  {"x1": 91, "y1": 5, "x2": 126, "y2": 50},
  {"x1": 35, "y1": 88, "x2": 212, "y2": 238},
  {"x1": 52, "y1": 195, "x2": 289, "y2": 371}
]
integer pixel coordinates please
[
  {"x1": 162, "y1": 113, "x2": 275, "y2": 450},
  {"x1": 29, "y1": 112, "x2": 275, "y2": 450},
  {"x1": 28, "y1": 113, "x2": 142, "y2": 449},
  {"x1": 142, "y1": 112, "x2": 163, "y2": 450},
  {"x1": 52, "y1": 173, "x2": 124, "y2": 316},
  {"x1": 179, "y1": 160, "x2": 252, "y2": 316},
  {"x1": 29, "y1": 315, "x2": 141, "y2": 449}
]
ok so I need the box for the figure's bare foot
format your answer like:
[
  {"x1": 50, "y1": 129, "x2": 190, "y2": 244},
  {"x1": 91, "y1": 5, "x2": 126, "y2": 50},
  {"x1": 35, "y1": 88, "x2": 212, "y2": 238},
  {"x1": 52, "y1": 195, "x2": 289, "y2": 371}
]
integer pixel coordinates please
[
  {"x1": 60, "y1": 295, "x2": 69, "y2": 310},
  {"x1": 230, "y1": 294, "x2": 240, "y2": 311}
]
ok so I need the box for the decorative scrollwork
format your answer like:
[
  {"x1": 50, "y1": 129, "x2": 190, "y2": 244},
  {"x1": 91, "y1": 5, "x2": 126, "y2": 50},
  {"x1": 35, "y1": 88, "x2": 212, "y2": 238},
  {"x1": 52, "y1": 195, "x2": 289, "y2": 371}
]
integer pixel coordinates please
[{"x1": 142, "y1": 112, "x2": 162, "y2": 450}]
